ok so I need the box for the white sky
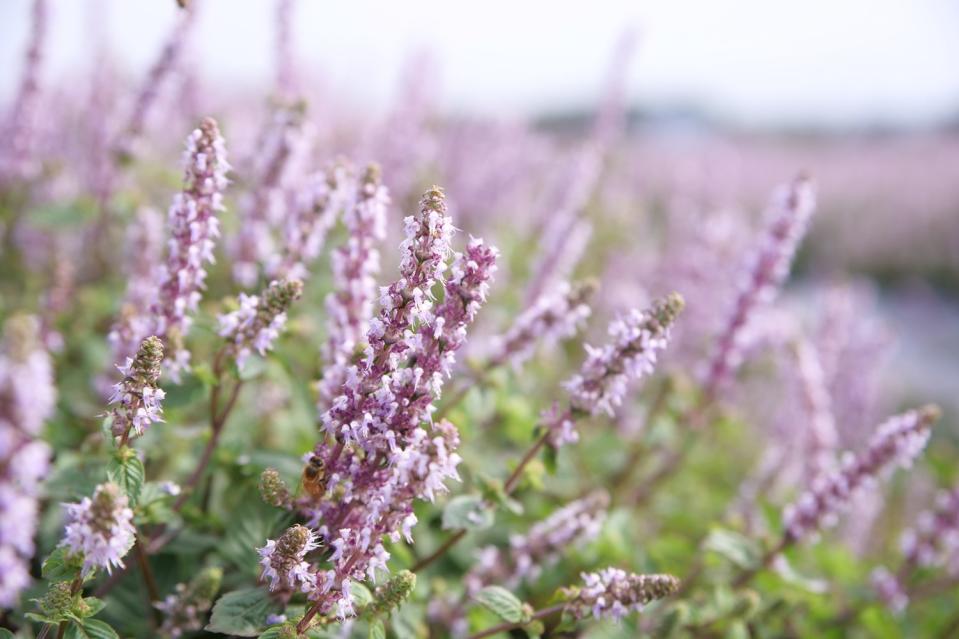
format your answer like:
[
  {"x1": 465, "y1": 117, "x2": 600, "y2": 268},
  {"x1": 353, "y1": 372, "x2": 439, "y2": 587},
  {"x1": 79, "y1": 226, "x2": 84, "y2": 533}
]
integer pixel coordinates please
[{"x1": 2, "y1": 0, "x2": 959, "y2": 127}]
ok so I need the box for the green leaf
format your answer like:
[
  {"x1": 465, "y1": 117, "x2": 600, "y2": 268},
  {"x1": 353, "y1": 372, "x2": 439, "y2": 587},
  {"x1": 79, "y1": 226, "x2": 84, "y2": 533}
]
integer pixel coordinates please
[
  {"x1": 474, "y1": 586, "x2": 526, "y2": 624},
  {"x1": 771, "y1": 557, "x2": 827, "y2": 593},
  {"x1": 42, "y1": 547, "x2": 83, "y2": 580},
  {"x1": 0, "y1": 628, "x2": 15, "y2": 639},
  {"x1": 724, "y1": 621, "x2": 749, "y2": 639},
  {"x1": 64, "y1": 618, "x2": 120, "y2": 639},
  {"x1": 207, "y1": 588, "x2": 283, "y2": 637},
  {"x1": 369, "y1": 619, "x2": 386, "y2": 639},
  {"x1": 542, "y1": 442, "x2": 558, "y2": 474},
  {"x1": 442, "y1": 495, "x2": 494, "y2": 531},
  {"x1": 351, "y1": 581, "x2": 374, "y2": 609},
  {"x1": 193, "y1": 363, "x2": 219, "y2": 389},
  {"x1": 108, "y1": 453, "x2": 145, "y2": 504},
  {"x1": 80, "y1": 597, "x2": 107, "y2": 618},
  {"x1": 477, "y1": 476, "x2": 523, "y2": 515},
  {"x1": 703, "y1": 528, "x2": 762, "y2": 570}
]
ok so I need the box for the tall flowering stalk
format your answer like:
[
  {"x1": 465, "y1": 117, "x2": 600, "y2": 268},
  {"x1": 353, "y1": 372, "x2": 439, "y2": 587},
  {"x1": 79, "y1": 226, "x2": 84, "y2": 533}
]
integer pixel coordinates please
[
  {"x1": 525, "y1": 31, "x2": 635, "y2": 302},
  {"x1": 317, "y1": 164, "x2": 389, "y2": 410},
  {"x1": 782, "y1": 406, "x2": 939, "y2": 544},
  {"x1": 114, "y1": 4, "x2": 197, "y2": 161},
  {"x1": 0, "y1": 0, "x2": 47, "y2": 183},
  {"x1": 703, "y1": 177, "x2": 816, "y2": 398},
  {"x1": 233, "y1": 103, "x2": 311, "y2": 287},
  {"x1": 217, "y1": 278, "x2": 304, "y2": 370},
  {"x1": 108, "y1": 207, "x2": 165, "y2": 368},
  {"x1": 150, "y1": 117, "x2": 230, "y2": 380},
  {"x1": 0, "y1": 315, "x2": 54, "y2": 608},
  {"x1": 296, "y1": 188, "x2": 497, "y2": 627}
]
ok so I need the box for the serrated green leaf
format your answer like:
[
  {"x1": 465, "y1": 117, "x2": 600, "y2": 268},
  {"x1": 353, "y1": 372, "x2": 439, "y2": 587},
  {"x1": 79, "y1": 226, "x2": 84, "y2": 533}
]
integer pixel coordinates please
[
  {"x1": 369, "y1": 619, "x2": 386, "y2": 639},
  {"x1": 42, "y1": 547, "x2": 82, "y2": 580},
  {"x1": 64, "y1": 618, "x2": 120, "y2": 639},
  {"x1": 442, "y1": 495, "x2": 494, "y2": 531},
  {"x1": 108, "y1": 454, "x2": 145, "y2": 504},
  {"x1": 474, "y1": 586, "x2": 526, "y2": 624},
  {"x1": 703, "y1": 528, "x2": 761, "y2": 570},
  {"x1": 206, "y1": 588, "x2": 282, "y2": 637}
]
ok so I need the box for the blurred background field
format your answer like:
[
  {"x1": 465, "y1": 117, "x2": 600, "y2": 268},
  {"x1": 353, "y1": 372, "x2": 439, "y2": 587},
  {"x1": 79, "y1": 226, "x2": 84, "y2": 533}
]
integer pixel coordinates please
[{"x1": 2, "y1": 1, "x2": 959, "y2": 637}]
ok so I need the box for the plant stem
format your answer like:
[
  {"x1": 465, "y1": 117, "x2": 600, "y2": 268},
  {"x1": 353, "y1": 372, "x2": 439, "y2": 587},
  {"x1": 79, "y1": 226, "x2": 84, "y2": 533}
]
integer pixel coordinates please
[
  {"x1": 467, "y1": 603, "x2": 565, "y2": 639},
  {"x1": 132, "y1": 525, "x2": 162, "y2": 625},
  {"x1": 414, "y1": 429, "x2": 552, "y2": 573}
]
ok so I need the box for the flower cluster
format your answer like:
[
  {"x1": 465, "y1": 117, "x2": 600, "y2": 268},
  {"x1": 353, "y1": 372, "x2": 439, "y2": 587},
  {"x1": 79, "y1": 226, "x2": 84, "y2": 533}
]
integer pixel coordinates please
[
  {"x1": 791, "y1": 337, "x2": 838, "y2": 482},
  {"x1": 258, "y1": 525, "x2": 320, "y2": 593},
  {"x1": 870, "y1": 566, "x2": 909, "y2": 614},
  {"x1": 154, "y1": 567, "x2": 223, "y2": 638},
  {"x1": 703, "y1": 177, "x2": 816, "y2": 397},
  {"x1": 565, "y1": 292, "x2": 684, "y2": 417},
  {"x1": 151, "y1": 117, "x2": 230, "y2": 380},
  {"x1": 0, "y1": 315, "x2": 54, "y2": 608},
  {"x1": 900, "y1": 484, "x2": 959, "y2": 573},
  {"x1": 303, "y1": 189, "x2": 495, "y2": 619},
  {"x1": 562, "y1": 568, "x2": 680, "y2": 621},
  {"x1": 466, "y1": 491, "x2": 609, "y2": 594},
  {"x1": 61, "y1": 482, "x2": 136, "y2": 577},
  {"x1": 782, "y1": 406, "x2": 939, "y2": 542},
  {"x1": 109, "y1": 335, "x2": 165, "y2": 440},
  {"x1": 488, "y1": 279, "x2": 595, "y2": 370},
  {"x1": 317, "y1": 163, "x2": 388, "y2": 410},
  {"x1": 218, "y1": 278, "x2": 304, "y2": 369}
]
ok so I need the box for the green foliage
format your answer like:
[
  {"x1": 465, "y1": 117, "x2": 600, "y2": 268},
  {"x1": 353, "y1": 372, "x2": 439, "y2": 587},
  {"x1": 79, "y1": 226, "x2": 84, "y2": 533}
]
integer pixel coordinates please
[
  {"x1": 442, "y1": 495, "x2": 495, "y2": 531},
  {"x1": 473, "y1": 586, "x2": 529, "y2": 624},
  {"x1": 207, "y1": 588, "x2": 284, "y2": 637}
]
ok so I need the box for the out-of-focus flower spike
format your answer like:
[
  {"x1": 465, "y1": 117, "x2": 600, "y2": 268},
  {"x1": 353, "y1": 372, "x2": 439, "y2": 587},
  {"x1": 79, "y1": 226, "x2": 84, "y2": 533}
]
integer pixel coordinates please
[
  {"x1": 0, "y1": 0, "x2": 47, "y2": 183},
  {"x1": 274, "y1": 161, "x2": 352, "y2": 283},
  {"x1": 233, "y1": 102, "x2": 312, "y2": 287},
  {"x1": 703, "y1": 176, "x2": 816, "y2": 398},
  {"x1": 114, "y1": 4, "x2": 197, "y2": 161},
  {"x1": 218, "y1": 279, "x2": 303, "y2": 370},
  {"x1": 151, "y1": 117, "x2": 230, "y2": 381},
  {"x1": 155, "y1": 566, "x2": 222, "y2": 638},
  {"x1": 108, "y1": 207, "x2": 165, "y2": 367},
  {"x1": 900, "y1": 483, "x2": 959, "y2": 572},
  {"x1": 274, "y1": 0, "x2": 297, "y2": 98},
  {"x1": 565, "y1": 292, "x2": 684, "y2": 418},
  {"x1": 317, "y1": 163, "x2": 388, "y2": 411},
  {"x1": 489, "y1": 279, "x2": 596, "y2": 370},
  {"x1": 782, "y1": 406, "x2": 939, "y2": 543},
  {"x1": 0, "y1": 315, "x2": 55, "y2": 608},
  {"x1": 562, "y1": 568, "x2": 679, "y2": 622},
  {"x1": 466, "y1": 492, "x2": 609, "y2": 594},
  {"x1": 791, "y1": 337, "x2": 838, "y2": 482}
]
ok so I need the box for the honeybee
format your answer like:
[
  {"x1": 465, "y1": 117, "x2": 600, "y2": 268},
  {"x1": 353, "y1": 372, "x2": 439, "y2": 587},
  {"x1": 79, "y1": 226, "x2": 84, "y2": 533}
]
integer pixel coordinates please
[{"x1": 301, "y1": 455, "x2": 327, "y2": 499}]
